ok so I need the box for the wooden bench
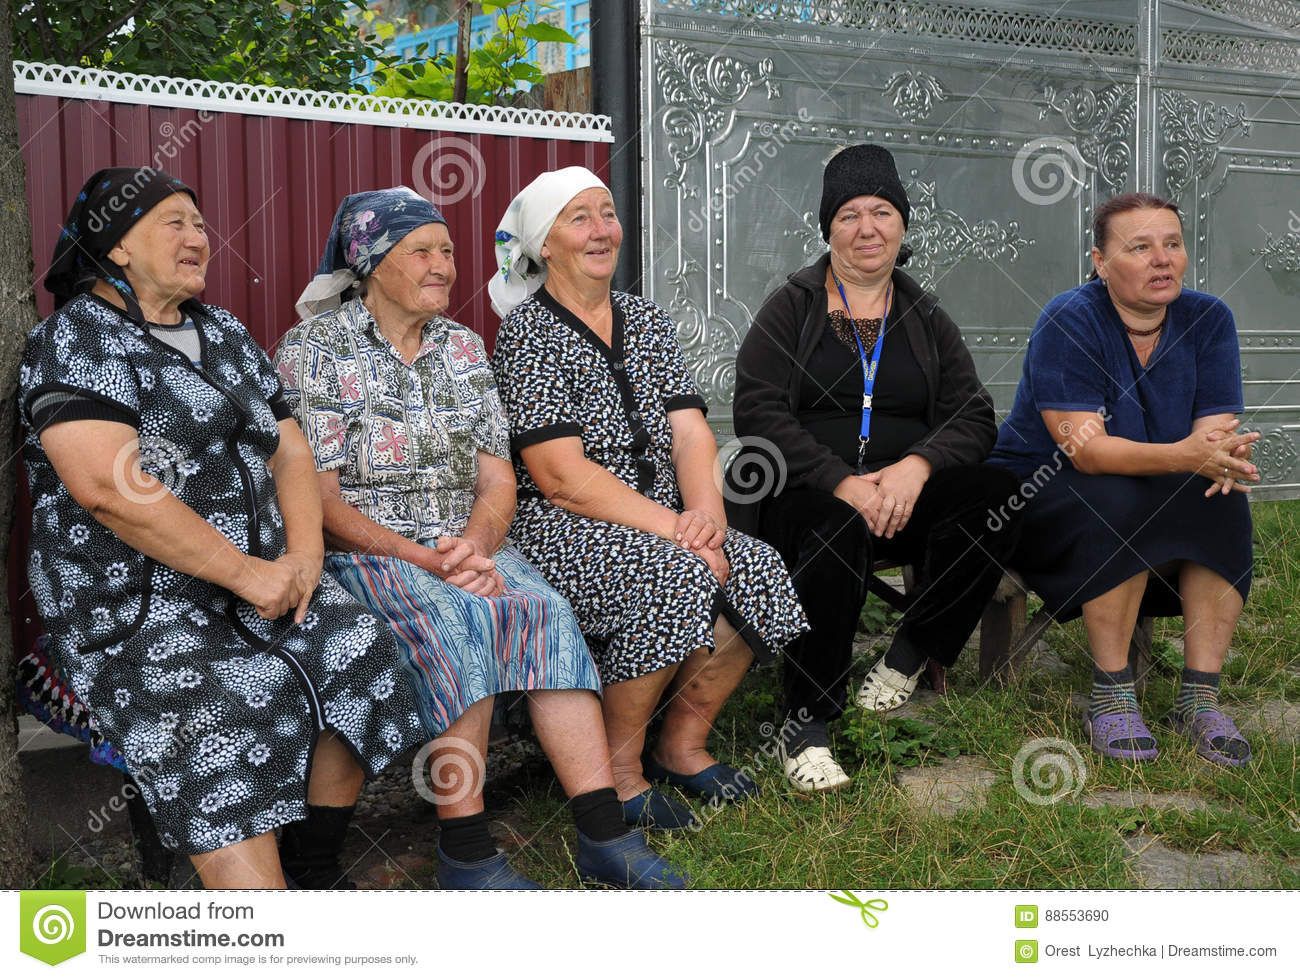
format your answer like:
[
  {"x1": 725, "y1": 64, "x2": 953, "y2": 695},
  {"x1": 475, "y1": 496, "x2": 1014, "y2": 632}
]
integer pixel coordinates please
[{"x1": 870, "y1": 564, "x2": 1156, "y2": 694}]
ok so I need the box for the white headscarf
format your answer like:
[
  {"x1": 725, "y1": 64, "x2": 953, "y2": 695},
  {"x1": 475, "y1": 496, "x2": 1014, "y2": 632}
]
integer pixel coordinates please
[{"x1": 489, "y1": 165, "x2": 610, "y2": 318}]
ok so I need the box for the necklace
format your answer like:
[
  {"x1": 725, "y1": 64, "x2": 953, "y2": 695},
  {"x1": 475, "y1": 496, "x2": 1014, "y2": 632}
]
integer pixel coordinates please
[{"x1": 1125, "y1": 322, "x2": 1163, "y2": 338}]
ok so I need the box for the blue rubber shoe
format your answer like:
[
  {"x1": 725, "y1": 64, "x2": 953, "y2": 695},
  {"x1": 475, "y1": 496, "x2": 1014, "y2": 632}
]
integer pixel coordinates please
[
  {"x1": 577, "y1": 829, "x2": 688, "y2": 889},
  {"x1": 435, "y1": 847, "x2": 542, "y2": 890},
  {"x1": 643, "y1": 756, "x2": 760, "y2": 805},
  {"x1": 620, "y1": 788, "x2": 698, "y2": 831}
]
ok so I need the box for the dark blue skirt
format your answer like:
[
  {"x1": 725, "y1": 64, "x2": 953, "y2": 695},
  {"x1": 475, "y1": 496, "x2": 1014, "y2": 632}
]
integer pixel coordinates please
[{"x1": 1007, "y1": 469, "x2": 1252, "y2": 622}]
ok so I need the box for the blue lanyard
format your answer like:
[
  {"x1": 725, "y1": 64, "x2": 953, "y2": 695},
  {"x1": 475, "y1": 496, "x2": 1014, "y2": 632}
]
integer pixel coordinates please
[{"x1": 832, "y1": 273, "x2": 891, "y2": 472}]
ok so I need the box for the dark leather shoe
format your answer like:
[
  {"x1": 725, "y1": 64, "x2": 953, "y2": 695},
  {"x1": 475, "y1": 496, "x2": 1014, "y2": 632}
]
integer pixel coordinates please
[{"x1": 577, "y1": 829, "x2": 688, "y2": 889}]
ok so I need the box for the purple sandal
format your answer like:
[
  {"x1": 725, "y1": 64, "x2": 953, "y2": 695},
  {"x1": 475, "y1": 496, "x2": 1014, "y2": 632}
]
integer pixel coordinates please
[
  {"x1": 1168, "y1": 709, "x2": 1253, "y2": 767},
  {"x1": 1084, "y1": 710, "x2": 1160, "y2": 762}
]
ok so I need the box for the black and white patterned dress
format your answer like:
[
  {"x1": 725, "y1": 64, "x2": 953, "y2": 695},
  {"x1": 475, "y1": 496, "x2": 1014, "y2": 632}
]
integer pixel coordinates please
[
  {"x1": 18, "y1": 293, "x2": 424, "y2": 855},
  {"x1": 492, "y1": 288, "x2": 807, "y2": 683}
]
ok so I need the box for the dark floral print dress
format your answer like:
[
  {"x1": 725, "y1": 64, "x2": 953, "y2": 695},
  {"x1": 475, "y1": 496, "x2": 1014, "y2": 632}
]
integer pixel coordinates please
[
  {"x1": 492, "y1": 288, "x2": 808, "y2": 683},
  {"x1": 18, "y1": 293, "x2": 424, "y2": 855}
]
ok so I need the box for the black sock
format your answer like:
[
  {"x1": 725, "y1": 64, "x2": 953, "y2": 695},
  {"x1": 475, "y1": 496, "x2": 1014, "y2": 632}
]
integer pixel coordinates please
[
  {"x1": 568, "y1": 787, "x2": 626, "y2": 843},
  {"x1": 438, "y1": 811, "x2": 497, "y2": 863},
  {"x1": 278, "y1": 803, "x2": 356, "y2": 889},
  {"x1": 883, "y1": 634, "x2": 926, "y2": 675},
  {"x1": 781, "y1": 715, "x2": 829, "y2": 756}
]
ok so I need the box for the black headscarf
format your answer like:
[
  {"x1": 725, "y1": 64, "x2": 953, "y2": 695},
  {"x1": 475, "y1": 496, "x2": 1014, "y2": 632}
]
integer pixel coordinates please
[
  {"x1": 44, "y1": 167, "x2": 197, "y2": 320},
  {"x1": 818, "y1": 144, "x2": 913, "y2": 266}
]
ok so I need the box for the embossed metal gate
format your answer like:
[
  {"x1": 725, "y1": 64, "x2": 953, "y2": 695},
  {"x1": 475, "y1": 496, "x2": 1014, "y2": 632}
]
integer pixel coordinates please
[{"x1": 640, "y1": 0, "x2": 1300, "y2": 498}]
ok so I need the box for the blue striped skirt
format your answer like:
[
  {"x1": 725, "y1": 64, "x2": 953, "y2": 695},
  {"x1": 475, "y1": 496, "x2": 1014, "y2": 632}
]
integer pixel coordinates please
[{"x1": 325, "y1": 545, "x2": 600, "y2": 736}]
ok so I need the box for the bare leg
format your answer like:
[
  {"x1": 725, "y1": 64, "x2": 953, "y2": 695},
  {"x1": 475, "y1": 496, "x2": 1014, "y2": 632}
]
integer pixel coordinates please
[
  {"x1": 307, "y1": 732, "x2": 366, "y2": 806},
  {"x1": 527, "y1": 690, "x2": 615, "y2": 797},
  {"x1": 1080, "y1": 570, "x2": 1149, "y2": 671},
  {"x1": 191, "y1": 832, "x2": 285, "y2": 889},
  {"x1": 654, "y1": 616, "x2": 755, "y2": 776},
  {"x1": 429, "y1": 696, "x2": 493, "y2": 821},
  {"x1": 1180, "y1": 562, "x2": 1243, "y2": 672},
  {"x1": 601, "y1": 664, "x2": 680, "y2": 802}
]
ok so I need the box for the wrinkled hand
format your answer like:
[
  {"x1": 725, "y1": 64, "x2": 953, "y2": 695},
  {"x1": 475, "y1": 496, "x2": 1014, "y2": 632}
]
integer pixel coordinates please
[
  {"x1": 861, "y1": 455, "x2": 932, "y2": 539},
  {"x1": 674, "y1": 509, "x2": 726, "y2": 551},
  {"x1": 234, "y1": 557, "x2": 308, "y2": 621},
  {"x1": 832, "y1": 474, "x2": 884, "y2": 531},
  {"x1": 1203, "y1": 424, "x2": 1257, "y2": 497},
  {"x1": 275, "y1": 551, "x2": 322, "y2": 623},
  {"x1": 1180, "y1": 420, "x2": 1259, "y2": 493},
  {"x1": 429, "y1": 536, "x2": 503, "y2": 597},
  {"x1": 693, "y1": 541, "x2": 730, "y2": 586}
]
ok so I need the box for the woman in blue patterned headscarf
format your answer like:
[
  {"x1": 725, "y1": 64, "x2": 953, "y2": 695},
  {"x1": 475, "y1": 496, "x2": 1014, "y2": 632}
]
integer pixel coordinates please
[{"x1": 276, "y1": 186, "x2": 685, "y2": 890}]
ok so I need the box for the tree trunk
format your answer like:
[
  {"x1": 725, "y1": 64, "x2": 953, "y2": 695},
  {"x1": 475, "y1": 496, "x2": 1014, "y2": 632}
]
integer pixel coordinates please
[
  {"x1": 0, "y1": 0, "x2": 39, "y2": 889},
  {"x1": 452, "y1": 0, "x2": 471, "y2": 104}
]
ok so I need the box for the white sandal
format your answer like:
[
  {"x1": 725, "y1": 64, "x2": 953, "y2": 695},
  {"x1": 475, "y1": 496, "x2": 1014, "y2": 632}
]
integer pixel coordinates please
[
  {"x1": 854, "y1": 657, "x2": 924, "y2": 712},
  {"x1": 780, "y1": 744, "x2": 851, "y2": 793}
]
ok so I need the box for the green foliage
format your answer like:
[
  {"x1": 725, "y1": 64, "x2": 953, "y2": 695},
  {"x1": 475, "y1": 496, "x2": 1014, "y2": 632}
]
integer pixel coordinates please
[
  {"x1": 35, "y1": 855, "x2": 123, "y2": 890},
  {"x1": 14, "y1": 1, "x2": 396, "y2": 91},
  {"x1": 858, "y1": 591, "x2": 902, "y2": 634},
  {"x1": 838, "y1": 710, "x2": 961, "y2": 769},
  {"x1": 371, "y1": 1, "x2": 574, "y2": 105}
]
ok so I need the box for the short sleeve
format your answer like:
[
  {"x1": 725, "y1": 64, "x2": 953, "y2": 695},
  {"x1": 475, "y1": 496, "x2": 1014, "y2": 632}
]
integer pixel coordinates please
[
  {"x1": 650, "y1": 304, "x2": 707, "y2": 415},
  {"x1": 1192, "y1": 301, "x2": 1244, "y2": 418},
  {"x1": 491, "y1": 304, "x2": 583, "y2": 452},
  {"x1": 272, "y1": 323, "x2": 354, "y2": 472},
  {"x1": 20, "y1": 302, "x2": 141, "y2": 433},
  {"x1": 1026, "y1": 302, "x2": 1110, "y2": 414}
]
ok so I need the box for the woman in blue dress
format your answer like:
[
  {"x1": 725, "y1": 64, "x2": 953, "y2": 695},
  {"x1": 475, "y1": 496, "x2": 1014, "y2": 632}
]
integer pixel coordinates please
[{"x1": 989, "y1": 192, "x2": 1258, "y2": 767}]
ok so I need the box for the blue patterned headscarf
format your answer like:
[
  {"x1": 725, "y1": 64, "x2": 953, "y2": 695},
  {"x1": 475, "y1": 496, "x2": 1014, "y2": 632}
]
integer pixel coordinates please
[{"x1": 296, "y1": 186, "x2": 446, "y2": 319}]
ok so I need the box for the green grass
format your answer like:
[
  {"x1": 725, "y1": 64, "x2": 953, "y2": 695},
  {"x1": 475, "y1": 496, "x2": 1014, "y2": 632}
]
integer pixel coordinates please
[
  {"x1": 503, "y1": 499, "x2": 1300, "y2": 889},
  {"x1": 45, "y1": 502, "x2": 1300, "y2": 889}
]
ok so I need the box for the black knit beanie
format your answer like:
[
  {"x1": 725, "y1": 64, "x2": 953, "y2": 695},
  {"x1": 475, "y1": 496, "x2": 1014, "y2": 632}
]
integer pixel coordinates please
[{"x1": 818, "y1": 144, "x2": 910, "y2": 240}]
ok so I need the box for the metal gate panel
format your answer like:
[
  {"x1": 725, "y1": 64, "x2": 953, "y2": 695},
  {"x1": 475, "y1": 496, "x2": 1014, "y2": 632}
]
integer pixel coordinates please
[{"x1": 642, "y1": 0, "x2": 1300, "y2": 499}]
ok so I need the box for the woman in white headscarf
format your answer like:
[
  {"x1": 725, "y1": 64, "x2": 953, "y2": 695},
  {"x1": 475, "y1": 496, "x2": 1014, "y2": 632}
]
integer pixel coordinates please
[{"x1": 490, "y1": 167, "x2": 808, "y2": 830}]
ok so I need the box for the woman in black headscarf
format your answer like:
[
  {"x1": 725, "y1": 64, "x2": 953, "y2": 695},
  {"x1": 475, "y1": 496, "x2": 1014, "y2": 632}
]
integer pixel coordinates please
[{"x1": 20, "y1": 167, "x2": 425, "y2": 888}]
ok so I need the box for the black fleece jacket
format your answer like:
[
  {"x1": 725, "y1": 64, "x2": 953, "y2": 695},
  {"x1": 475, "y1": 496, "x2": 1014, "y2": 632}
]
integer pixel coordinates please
[{"x1": 729, "y1": 253, "x2": 996, "y2": 528}]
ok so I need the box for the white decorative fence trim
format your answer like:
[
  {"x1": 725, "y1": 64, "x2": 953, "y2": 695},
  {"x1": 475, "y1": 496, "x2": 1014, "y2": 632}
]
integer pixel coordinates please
[{"x1": 13, "y1": 61, "x2": 614, "y2": 143}]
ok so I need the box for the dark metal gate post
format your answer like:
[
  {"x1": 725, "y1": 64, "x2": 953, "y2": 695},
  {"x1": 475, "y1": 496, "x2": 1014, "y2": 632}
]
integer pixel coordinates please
[{"x1": 592, "y1": 0, "x2": 642, "y2": 294}]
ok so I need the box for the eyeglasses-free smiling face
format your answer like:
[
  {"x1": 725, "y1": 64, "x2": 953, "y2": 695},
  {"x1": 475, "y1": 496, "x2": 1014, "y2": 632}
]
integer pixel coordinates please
[
  {"x1": 1092, "y1": 206, "x2": 1187, "y2": 316},
  {"x1": 368, "y1": 222, "x2": 457, "y2": 317},
  {"x1": 541, "y1": 187, "x2": 622, "y2": 287},
  {"x1": 827, "y1": 194, "x2": 905, "y2": 281},
  {"x1": 107, "y1": 192, "x2": 210, "y2": 309}
]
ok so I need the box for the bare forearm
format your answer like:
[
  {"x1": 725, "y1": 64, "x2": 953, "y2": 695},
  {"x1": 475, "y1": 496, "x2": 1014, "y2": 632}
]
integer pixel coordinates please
[
  {"x1": 672, "y1": 433, "x2": 727, "y2": 525},
  {"x1": 463, "y1": 478, "x2": 515, "y2": 555},
  {"x1": 88, "y1": 493, "x2": 251, "y2": 593},
  {"x1": 1076, "y1": 436, "x2": 1184, "y2": 476},
  {"x1": 272, "y1": 449, "x2": 325, "y2": 561},
  {"x1": 549, "y1": 458, "x2": 680, "y2": 539},
  {"x1": 320, "y1": 493, "x2": 433, "y2": 568}
]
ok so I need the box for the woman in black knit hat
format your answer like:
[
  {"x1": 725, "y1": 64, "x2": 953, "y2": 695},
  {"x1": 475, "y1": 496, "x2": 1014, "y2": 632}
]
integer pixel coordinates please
[{"x1": 731, "y1": 144, "x2": 1021, "y2": 792}]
